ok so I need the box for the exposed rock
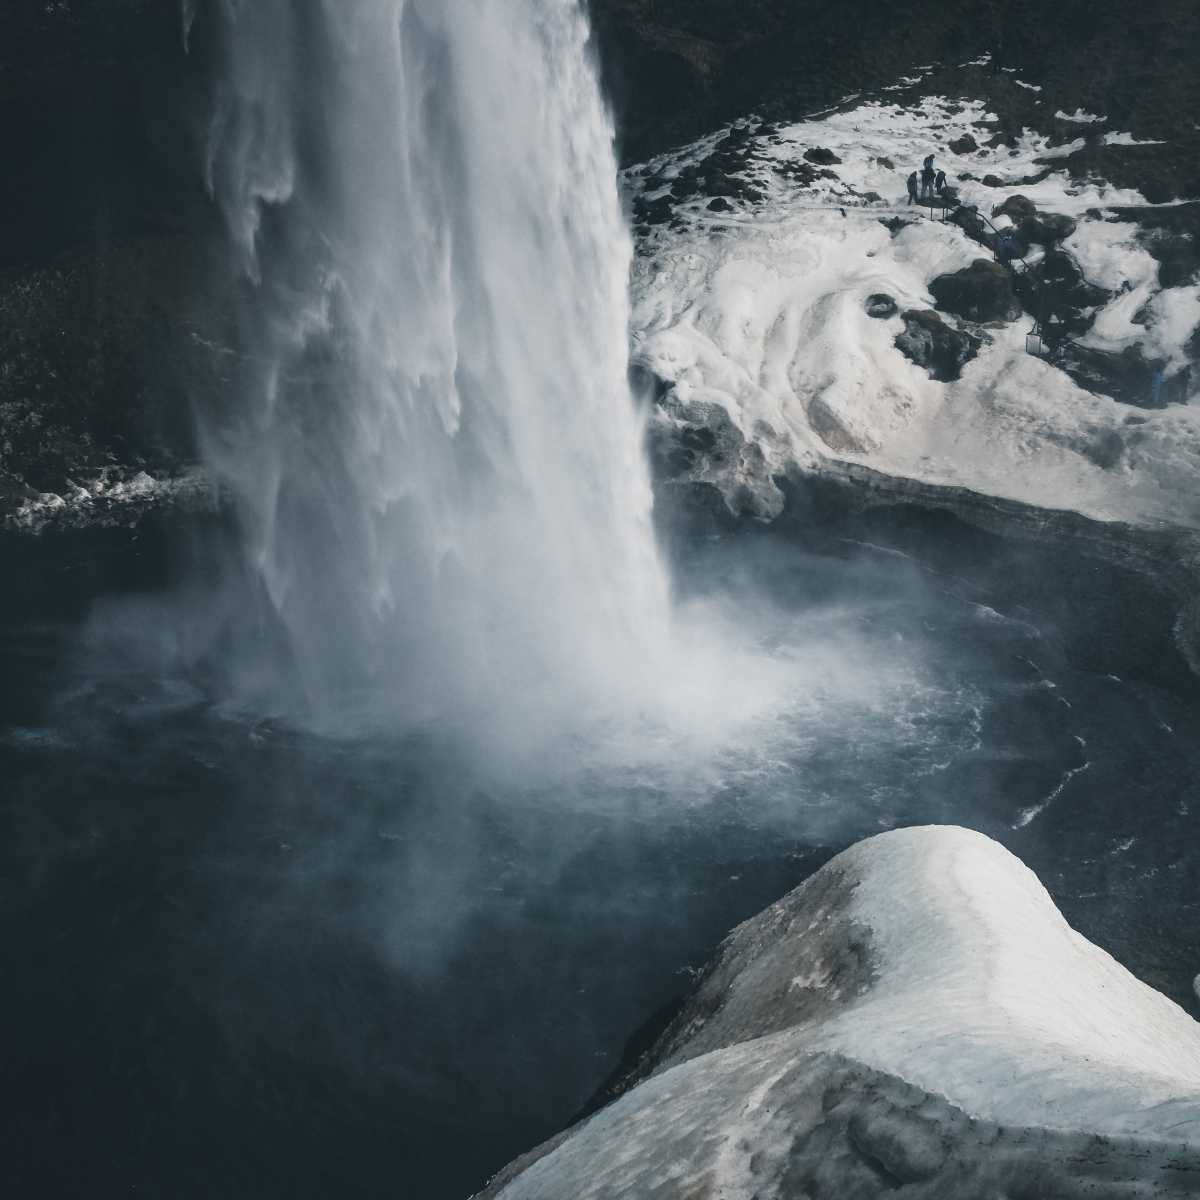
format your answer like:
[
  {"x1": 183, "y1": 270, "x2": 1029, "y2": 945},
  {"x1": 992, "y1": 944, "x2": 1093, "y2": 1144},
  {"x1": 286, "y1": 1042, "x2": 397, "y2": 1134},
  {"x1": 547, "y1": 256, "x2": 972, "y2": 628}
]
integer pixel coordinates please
[
  {"x1": 1022, "y1": 210, "x2": 1078, "y2": 244},
  {"x1": 477, "y1": 827, "x2": 1200, "y2": 1200},
  {"x1": 1109, "y1": 202, "x2": 1200, "y2": 288},
  {"x1": 875, "y1": 156, "x2": 894, "y2": 169},
  {"x1": 894, "y1": 309, "x2": 982, "y2": 382},
  {"x1": 981, "y1": 174, "x2": 1005, "y2": 187},
  {"x1": 0, "y1": 235, "x2": 206, "y2": 519},
  {"x1": 803, "y1": 147, "x2": 841, "y2": 165},
  {"x1": 865, "y1": 293, "x2": 898, "y2": 318},
  {"x1": 645, "y1": 390, "x2": 785, "y2": 520},
  {"x1": 1056, "y1": 343, "x2": 1191, "y2": 409},
  {"x1": 993, "y1": 194, "x2": 1038, "y2": 222},
  {"x1": 929, "y1": 259, "x2": 1021, "y2": 323},
  {"x1": 948, "y1": 133, "x2": 978, "y2": 154}
]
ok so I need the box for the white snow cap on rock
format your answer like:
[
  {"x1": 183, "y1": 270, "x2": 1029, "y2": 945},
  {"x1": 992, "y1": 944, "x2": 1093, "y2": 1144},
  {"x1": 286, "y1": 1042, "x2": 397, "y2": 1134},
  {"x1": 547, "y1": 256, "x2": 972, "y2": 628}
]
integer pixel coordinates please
[
  {"x1": 487, "y1": 826, "x2": 1200, "y2": 1199},
  {"x1": 818, "y1": 825, "x2": 1200, "y2": 1134}
]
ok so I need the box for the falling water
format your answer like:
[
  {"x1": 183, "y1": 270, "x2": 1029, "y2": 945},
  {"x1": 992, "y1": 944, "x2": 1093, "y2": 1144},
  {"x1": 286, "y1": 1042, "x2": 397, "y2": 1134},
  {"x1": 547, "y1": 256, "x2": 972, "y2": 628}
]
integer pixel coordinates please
[{"x1": 193, "y1": 0, "x2": 670, "y2": 729}]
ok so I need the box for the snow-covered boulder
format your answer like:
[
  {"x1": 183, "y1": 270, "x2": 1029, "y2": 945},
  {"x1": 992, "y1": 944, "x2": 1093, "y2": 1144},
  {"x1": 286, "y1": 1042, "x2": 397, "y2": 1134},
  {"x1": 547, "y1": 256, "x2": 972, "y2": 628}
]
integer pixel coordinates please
[{"x1": 477, "y1": 826, "x2": 1200, "y2": 1199}]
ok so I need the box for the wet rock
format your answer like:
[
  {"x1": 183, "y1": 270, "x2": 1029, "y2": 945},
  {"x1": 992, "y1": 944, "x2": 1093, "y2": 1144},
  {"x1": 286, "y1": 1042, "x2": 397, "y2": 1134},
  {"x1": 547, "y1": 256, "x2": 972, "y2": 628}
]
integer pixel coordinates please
[
  {"x1": 803, "y1": 147, "x2": 841, "y2": 165},
  {"x1": 875, "y1": 156, "x2": 894, "y2": 170},
  {"x1": 948, "y1": 133, "x2": 978, "y2": 154},
  {"x1": 1109, "y1": 202, "x2": 1200, "y2": 288},
  {"x1": 1056, "y1": 342, "x2": 1190, "y2": 408},
  {"x1": 633, "y1": 193, "x2": 674, "y2": 225},
  {"x1": 993, "y1": 194, "x2": 1038, "y2": 222},
  {"x1": 706, "y1": 196, "x2": 731, "y2": 212},
  {"x1": 645, "y1": 389, "x2": 784, "y2": 520},
  {"x1": 865, "y1": 294, "x2": 898, "y2": 318},
  {"x1": 0, "y1": 235, "x2": 205, "y2": 518},
  {"x1": 981, "y1": 174, "x2": 1005, "y2": 187},
  {"x1": 894, "y1": 309, "x2": 982, "y2": 382},
  {"x1": 929, "y1": 259, "x2": 1021, "y2": 323},
  {"x1": 1023, "y1": 211, "x2": 1077, "y2": 244}
]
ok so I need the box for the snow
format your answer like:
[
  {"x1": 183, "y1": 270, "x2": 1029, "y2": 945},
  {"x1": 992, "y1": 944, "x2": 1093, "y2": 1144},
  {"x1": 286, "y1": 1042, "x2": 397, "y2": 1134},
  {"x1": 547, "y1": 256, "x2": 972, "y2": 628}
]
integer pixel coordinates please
[
  {"x1": 627, "y1": 97, "x2": 1200, "y2": 534},
  {"x1": 815, "y1": 826, "x2": 1200, "y2": 1137},
  {"x1": 488, "y1": 827, "x2": 1200, "y2": 1199}
]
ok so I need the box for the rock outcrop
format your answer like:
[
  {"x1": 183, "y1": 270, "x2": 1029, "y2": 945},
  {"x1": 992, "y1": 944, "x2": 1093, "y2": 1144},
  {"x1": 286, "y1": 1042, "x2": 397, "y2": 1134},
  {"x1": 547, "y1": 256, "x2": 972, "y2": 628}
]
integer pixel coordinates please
[
  {"x1": 477, "y1": 827, "x2": 1200, "y2": 1199},
  {"x1": 929, "y1": 259, "x2": 1022, "y2": 323},
  {"x1": 894, "y1": 309, "x2": 982, "y2": 382}
]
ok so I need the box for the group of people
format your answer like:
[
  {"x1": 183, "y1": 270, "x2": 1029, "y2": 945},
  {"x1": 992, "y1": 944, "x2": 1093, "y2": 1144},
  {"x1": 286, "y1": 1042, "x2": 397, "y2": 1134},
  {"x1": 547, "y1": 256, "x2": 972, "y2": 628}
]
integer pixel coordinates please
[{"x1": 907, "y1": 155, "x2": 947, "y2": 205}]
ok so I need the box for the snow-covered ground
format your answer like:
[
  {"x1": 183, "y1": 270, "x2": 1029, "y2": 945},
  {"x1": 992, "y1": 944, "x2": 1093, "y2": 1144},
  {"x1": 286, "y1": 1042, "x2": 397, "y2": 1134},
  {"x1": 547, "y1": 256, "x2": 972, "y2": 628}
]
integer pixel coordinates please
[
  {"x1": 628, "y1": 97, "x2": 1200, "y2": 534},
  {"x1": 484, "y1": 826, "x2": 1200, "y2": 1199}
]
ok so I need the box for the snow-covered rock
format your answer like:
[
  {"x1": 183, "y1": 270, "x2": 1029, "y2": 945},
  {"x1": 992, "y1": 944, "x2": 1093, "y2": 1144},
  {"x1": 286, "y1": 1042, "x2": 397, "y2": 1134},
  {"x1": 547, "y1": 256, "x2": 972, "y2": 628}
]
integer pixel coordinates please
[
  {"x1": 3, "y1": 467, "x2": 216, "y2": 534},
  {"x1": 628, "y1": 97, "x2": 1200, "y2": 541},
  {"x1": 478, "y1": 826, "x2": 1200, "y2": 1199}
]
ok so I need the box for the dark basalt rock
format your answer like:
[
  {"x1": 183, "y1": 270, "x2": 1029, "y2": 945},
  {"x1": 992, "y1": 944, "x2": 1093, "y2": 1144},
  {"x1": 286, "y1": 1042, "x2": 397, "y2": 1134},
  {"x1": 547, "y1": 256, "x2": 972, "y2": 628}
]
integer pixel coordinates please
[
  {"x1": 948, "y1": 133, "x2": 978, "y2": 154},
  {"x1": 803, "y1": 147, "x2": 842, "y2": 165},
  {"x1": 993, "y1": 194, "x2": 1038, "y2": 222},
  {"x1": 1056, "y1": 343, "x2": 1191, "y2": 409},
  {"x1": 894, "y1": 309, "x2": 982, "y2": 382},
  {"x1": 1109, "y1": 202, "x2": 1200, "y2": 288},
  {"x1": 706, "y1": 196, "x2": 731, "y2": 212},
  {"x1": 980, "y1": 174, "x2": 1005, "y2": 187},
  {"x1": 929, "y1": 259, "x2": 1021, "y2": 323},
  {"x1": 866, "y1": 293, "x2": 898, "y2": 318}
]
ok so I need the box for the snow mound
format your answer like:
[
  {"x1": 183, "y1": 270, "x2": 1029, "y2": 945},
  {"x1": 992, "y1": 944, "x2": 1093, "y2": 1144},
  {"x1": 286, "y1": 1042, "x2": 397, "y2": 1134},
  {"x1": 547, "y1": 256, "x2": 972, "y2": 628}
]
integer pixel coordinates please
[
  {"x1": 628, "y1": 97, "x2": 1200, "y2": 534},
  {"x1": 481, "y1": 826, "x2": 1200, "y2": 1199}
]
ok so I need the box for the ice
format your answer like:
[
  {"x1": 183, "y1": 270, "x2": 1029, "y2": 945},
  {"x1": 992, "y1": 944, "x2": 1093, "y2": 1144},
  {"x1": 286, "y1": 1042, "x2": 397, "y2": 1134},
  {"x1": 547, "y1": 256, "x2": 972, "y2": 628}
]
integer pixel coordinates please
[{"x1": 628, "y1": 98, "x2": 1200, "y2": 534}]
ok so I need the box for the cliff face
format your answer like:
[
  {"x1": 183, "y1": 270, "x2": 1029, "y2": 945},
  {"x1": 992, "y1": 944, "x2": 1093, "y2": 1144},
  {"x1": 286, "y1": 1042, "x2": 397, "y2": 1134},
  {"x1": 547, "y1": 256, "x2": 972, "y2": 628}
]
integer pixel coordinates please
[{"x1": 590, "y1": 0, "x2": 1200, "y2": 200}]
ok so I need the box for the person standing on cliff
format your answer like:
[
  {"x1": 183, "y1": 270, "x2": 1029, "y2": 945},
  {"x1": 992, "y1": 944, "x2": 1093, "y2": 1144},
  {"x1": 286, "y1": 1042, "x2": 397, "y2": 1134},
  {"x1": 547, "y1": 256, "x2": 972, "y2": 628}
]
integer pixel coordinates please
[
  {"x1": 920, "y1": 155, "x2": 936, "y2": 200},
  {"x1": 934, "y1": 168, "x2": 947, "y2": 194},
  {"x1": 907, "y1": 171, "x2": 919, "y2": 204}
]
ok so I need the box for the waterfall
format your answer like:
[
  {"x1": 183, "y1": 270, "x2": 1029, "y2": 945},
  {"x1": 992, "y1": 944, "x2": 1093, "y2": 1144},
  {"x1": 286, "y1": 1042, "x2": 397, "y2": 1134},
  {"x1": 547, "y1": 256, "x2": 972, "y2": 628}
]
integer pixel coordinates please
[{"x1": 192, "y1": 0, "x2": 670, "y2": 729}]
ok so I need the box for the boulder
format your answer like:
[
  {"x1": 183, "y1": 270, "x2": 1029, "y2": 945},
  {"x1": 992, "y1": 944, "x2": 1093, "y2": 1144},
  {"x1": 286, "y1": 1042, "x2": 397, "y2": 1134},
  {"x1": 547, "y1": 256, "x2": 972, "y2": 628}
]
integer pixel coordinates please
[
  {"x1": 992, "y1": 196, "x2": 1077, "y2": 245},
  {"x1": 929, "y1": 259, "x2": 1021, "y2": 322},
  {"x1": 948, "y1": 133, "x2": 978, "y2": 154},
  {"x1": 894, "y1": 309, "x2": 981, "y2": 381},
  {"x1": 476, "y1": 827, "x2": 1200, "y2": 1200},
  {"x1": 803, "y1": 147, "x2": 841, "y2": 165},
  {"x1": 993, "y1": 194, "x2": 1038, "y2": 222},
  {"x1": 865, "y1": 293, "x2": 898, "y2": 318},
  {"x1": 981, "y1": 174, "x2": 1005, "y2": 187}
]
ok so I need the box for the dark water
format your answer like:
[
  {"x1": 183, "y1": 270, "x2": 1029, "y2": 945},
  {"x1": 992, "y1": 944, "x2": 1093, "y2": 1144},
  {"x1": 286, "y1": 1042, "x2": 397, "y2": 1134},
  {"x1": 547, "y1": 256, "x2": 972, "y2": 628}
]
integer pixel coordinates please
[{"x1": 3, "y1": 503, "x2": 1199, "y2": 1199}]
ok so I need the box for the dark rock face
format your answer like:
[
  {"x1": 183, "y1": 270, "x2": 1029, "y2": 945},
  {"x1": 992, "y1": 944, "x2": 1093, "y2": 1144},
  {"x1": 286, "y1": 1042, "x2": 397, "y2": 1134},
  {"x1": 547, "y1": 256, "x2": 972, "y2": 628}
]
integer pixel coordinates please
[
  {"x1": 1109, "y1": 202, "x2": 1200, "y2": 288},
  {"x1": 929, "y1": 259, "x2": 1021, "y2": 323},
  {"x1": 1057, "y1": 343, "x2": 1191, "y2": 409},
  {"x1": 865, "y1": 293, "x2": 898, "y2": 318},
  {"x1": 0, "y1": 235, "x2": 207, "y2": 515},
  {"x1": 894, "y1": 309, "x2": 982, "y2": 381},
  {"x1": 589, "y1": 1, "x2": 1200, "y2": 204},
  {"x1": 644, "y1": 387, "x2": 785, "y2": 520},
  {"x1": 947, "y1": 133, "x2": 978, "y2": 154},
  {"x1": 803, "y1": 146, "x2": 841, "y2": 165}
]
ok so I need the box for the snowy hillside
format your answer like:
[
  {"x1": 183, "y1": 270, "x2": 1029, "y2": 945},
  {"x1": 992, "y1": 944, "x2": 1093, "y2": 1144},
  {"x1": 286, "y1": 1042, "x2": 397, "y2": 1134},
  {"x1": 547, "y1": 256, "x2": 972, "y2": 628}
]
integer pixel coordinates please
[
  {"x1": 481, "y1": 827, "x2": 1200, "y2": 1199},
  {"x1": 627, "y1": 93, "x2": 1200, "y2": 535}
]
